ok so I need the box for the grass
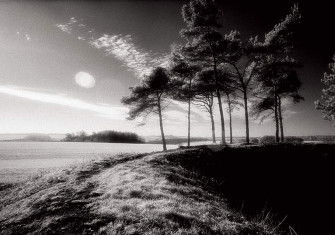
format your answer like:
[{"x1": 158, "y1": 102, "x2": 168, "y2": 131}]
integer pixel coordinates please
[
  {"x1": 162, "y1": 143, "x2": 334, "y2": 235},
  {"x1": 3, "y1": 143, "x2": 332, "y2": 234},
  {"x1": 0, "y1": 148, "x2": 273, "y2": 235}
]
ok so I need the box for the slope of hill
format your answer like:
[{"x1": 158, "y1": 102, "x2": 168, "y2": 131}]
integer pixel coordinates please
[{"x1": 0, "y1": 148, "x2": 271, "y2": 235}]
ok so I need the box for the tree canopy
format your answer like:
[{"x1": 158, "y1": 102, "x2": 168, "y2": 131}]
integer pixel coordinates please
[
  {"x1": 122, "y1": 67, "x2": 172, "y2": 150},
  {"x1": 315, "y1": 55, "x2": 335, "y2": 123}
]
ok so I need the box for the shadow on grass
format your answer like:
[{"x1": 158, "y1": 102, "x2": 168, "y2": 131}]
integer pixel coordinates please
[
  {"x1": 1, "y1": 181, "x2": 114, "y2": 234},
  {"x1": 164, "y1": 212, "x2": 219, "y2": 234},
  {"x1": 152, "y1": 144, "x2": 335, "y2": 235},
  {"x1": 0, "y1": 183, "x2": 15, "y2": 192}
]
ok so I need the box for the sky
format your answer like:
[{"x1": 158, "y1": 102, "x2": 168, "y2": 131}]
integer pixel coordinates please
[{"x1": 0, "y1": 0, "x2": 334, "y2": 137}]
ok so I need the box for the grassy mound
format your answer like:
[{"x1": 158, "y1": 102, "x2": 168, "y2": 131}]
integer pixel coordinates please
[
  {"x1": 165, "y1": 144, "x2": 334, "y2": 235},
  {"x1": 0, "y1": 149, "x2": 271, "y2": 235}
]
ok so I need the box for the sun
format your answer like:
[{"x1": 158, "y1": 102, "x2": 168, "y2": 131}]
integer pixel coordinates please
[{"x1": 74, "y1": 72, "x2": 96, "y2": 88}]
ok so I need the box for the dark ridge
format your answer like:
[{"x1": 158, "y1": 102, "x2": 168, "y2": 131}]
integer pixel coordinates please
[{"x1": 158, "y1": 144, "x2": 334, "y2": 235}]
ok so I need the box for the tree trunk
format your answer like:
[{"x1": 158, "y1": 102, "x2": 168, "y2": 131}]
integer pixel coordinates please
[
  {"x1": 216, "y1": 90, "x2": 226, "y2": 144},
  {"x1": 157, "y1": 98, "x2": 167, "y2": 151},
  {"x1": 209, "y1": 106, "x2": 216, "y2": 143},
  {"x1": 227, "y1": 94, "x2": 233, "y2": 144},
  {"x1": 213, "y1": 58, "x2": 225, "y2": 145},
  {"x1": 274, "y1": 94, "x2": 279, "y2": 143},
  {"x1": 187, "y1": 97, "x2": 191, "y2": 147},
  {"x1": 243, "y1": 89, "x2": 250, "y2": 144},
  {"x1": 278, "y1": 96, "x2": 284, "y2": 142}
]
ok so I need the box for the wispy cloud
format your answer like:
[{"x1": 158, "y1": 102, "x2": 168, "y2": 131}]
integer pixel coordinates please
[
  {"x1": 56, "y1": 17, "x2": 78, "y2": 34},
  {"x1": 0, "y1": 86, "x2": 127, "y2": 120},
  {"x1": 90, "y1": 34, "x2": 167, "y2": 78},
  {"x1": 56, "y1": 17, "x2": 170, "y2": 78}
]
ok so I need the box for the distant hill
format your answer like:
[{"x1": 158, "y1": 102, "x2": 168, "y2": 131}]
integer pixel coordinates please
[
  {"x1": 23, "y1": 134, "x2": 54, "y2": 142},
  {"x1": 0, "y1": 133, "x2": 65, "y2": 141},
  {"x1": 3, "y1": 134, "x2": 56, "y2": 142}
]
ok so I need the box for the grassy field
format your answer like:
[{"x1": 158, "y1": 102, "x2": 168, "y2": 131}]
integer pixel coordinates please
[{"x1": 0, "y1": 144, "x2": 333, "y2": 234}]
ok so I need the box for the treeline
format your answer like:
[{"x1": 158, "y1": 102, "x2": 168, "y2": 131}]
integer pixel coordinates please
[
  {"x1": 303, "y1": 135, "x2": 335, "y2": 142},
  {"x1": 122, "y1": 0, "x2": 304, "y2": 151},
  {"x1": 63, "y1": 131, "x2": 144, "y2": 143},
  {"x1": 146, "y1": 137, "x2": 209, "y2": 145}
]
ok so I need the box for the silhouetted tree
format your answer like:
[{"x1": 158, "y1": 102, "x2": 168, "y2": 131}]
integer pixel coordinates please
[
  {"x1": 219, "y1": 30, "x2": 256, "y2": 144},
  {"x1": 250, "y1": 4, "x2": 302, "y2": 142},
  {"x1": 315, "y1": 54, "x2": 335, "y2": 124},
  {"x1": 252, "y1": 57, "x2": 303, "y2": 142},
  {"x1": 180, "y1": 0, "x2": 229, "y2": 144},
  {"x1": 170, "y1": 49, "x2": 200, "y2": 147},
  {"x1": 195, "y1": 66, "x2": 234, "y2": 144},
  {"x1": 277, "y1": 70, "x2": 303, "y2": 141},
  {"x1": 121, "y1": 67, "x2": 171, "y2": 151},
  {"x1": 193, "y1": 76, "x2": 217, "y2": 143},
  {"x1": 195, "y1": 92, "x2": 216, "y2": 143},
  {"x1": 224, "y1": 91, "x2": 241, "y2": 144},
  {"x1": 221, "y1": 5, "x2": 301, "y2": 144}
]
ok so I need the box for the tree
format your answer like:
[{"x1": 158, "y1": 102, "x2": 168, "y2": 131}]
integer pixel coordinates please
[
  {"x1": 224, "y1": 91, "x2": 240, "y2": 144},
  {"x1": 315, "y1": 54, "x2": 335, "y2": 124},
  {"x1": 170, "y1": 49, "x2": 200, "y2": 147},
  {"x1": 195, "y1": 66, "x2": 234, "y2": 144},
  {"x1": 276, "y1": 69, "x2": 303, "y2": 141},
  {"x1": 252, "y1": 57, "x2": 303, "y2": 142},
  {"x1": 195, "y1": 92, "x2": 216, "y2": 143},
  {"x1": 180, "y1": 0, "x2": 229, "y2": 144},
  {"x1": 258, "y1": 4, "x2": 302, "y2": 142},
  {"x1": 193, "y1": 71, "x2": 217, "y2": 143},
  {"x1": 121, "y1": 67, "x2": 171, "y2": 151},
  {"x1": 220, "y1": 5, "x2": 301, "y2": 144}
]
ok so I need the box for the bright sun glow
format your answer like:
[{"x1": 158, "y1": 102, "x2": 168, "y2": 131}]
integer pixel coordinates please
[{"x1": 74, "y1": 72, "x2": 96, "y2": 88}]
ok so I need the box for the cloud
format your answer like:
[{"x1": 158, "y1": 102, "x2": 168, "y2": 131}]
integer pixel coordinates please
[
  {"x1": 56, "y1": 17, "x2": 77, "y2": 34},
  {"x1": 90, "y1": 35, "x2": 170, "y2": 78},
  {"x1": 75, "y1": 72, "x2": 96, "y2": 88},
  {"x1": 169, "y1": 100, "x2": 208, "y2": 123},
  {"x1": 56, "y1": 17, "x2": 170, "y2": 79},
  {"x1": 0, "y1": 85, "x2": 127, "y2": 120}
]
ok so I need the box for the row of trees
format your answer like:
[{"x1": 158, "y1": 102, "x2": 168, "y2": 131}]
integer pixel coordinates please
[
  {"x1": 63, "y1": 130, "x2": 144, "y2": 143},
  {"x1": 122, "y1": 0, "x2": 304, "y2": 151}
]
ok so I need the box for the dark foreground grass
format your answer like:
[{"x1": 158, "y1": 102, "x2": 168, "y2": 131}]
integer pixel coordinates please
[
  {"x1": 0, "y1": 148, "x2": 274, "y2": 235},
  {"x1": 162, "y1": 144, "x2": 334, "y2": 235}
]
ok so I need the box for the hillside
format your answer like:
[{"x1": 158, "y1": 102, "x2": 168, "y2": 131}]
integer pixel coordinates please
[
  {"x1": 1, "y1": 144, "x2": 333, "y2": 234},
  {"x1": 0, "y1": 148, "x2": 271, "y2": 235},
  {"x1": 3, "y1": 134, "x2": 55, "y2": 142}
]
